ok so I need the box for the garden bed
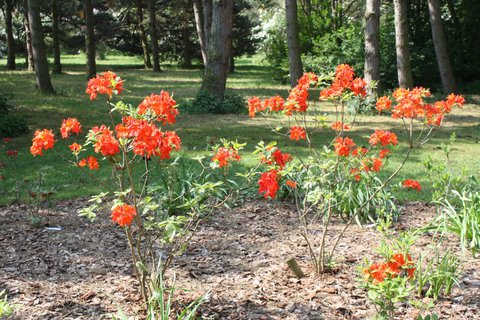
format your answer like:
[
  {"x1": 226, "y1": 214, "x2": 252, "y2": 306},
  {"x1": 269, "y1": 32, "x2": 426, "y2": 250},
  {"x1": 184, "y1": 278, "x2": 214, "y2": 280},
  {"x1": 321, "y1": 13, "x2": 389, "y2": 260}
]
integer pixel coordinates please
[{"x1": 0, "y1": 200, "x2": 479, "y2": 319}]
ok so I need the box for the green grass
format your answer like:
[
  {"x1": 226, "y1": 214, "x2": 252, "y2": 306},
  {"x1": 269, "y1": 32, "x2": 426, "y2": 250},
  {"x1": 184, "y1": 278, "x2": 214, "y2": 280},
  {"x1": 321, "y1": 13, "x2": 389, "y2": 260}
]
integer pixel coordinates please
[{"x1": 0, "y1": 54, "x2": 478, "y2": 205}]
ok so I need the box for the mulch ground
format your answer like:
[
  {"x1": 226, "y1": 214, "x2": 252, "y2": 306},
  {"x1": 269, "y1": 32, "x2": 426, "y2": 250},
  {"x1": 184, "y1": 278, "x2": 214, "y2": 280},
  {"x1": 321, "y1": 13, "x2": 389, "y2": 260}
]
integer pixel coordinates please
[{"x1": 1, "y1": 200, "x2": 479, "y2": 320}]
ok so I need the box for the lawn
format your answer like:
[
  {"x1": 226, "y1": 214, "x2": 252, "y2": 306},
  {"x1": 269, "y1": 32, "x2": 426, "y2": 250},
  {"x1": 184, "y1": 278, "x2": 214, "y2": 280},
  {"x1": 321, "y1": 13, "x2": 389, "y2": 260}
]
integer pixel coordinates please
[{"x1": 0, "y1": 54, "x2": 478, "y2": 204}]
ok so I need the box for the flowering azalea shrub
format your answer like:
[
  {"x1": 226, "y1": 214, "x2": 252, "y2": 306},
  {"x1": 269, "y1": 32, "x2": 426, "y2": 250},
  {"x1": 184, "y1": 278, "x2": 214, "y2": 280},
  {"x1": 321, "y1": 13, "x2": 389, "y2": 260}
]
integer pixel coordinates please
[
  {"x1": 246, "y1": 64, "x2": 465, "y2": 273},
  {"x1": 30, "y1": 72, "x2": 232, "y2": 306},
  {"x1": 362, "y1": 253, "x2": 416, "y2": 319}
]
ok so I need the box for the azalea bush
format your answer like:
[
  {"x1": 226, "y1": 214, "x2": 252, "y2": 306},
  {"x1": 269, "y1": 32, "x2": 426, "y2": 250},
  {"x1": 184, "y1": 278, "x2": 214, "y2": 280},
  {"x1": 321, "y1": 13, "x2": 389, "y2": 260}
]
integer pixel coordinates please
[
  {"x1": 246, "y1": 64, "x2": 465, "y2": 274},
  {"x1": 361, "y1": 232, "x2": 461, "y2": 319},
  {"x1": 30, "y1": 72, "x2": 232, "y2": 307}
]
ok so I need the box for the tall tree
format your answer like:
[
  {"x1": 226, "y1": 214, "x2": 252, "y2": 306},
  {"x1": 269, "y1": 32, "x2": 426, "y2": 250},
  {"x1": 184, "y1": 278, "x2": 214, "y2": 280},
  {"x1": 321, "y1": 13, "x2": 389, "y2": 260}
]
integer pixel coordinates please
[
  {"x1": 194, "y1": 0, "x2": 233, "y2": 100},
  {"x1": 27, "y1": 0, "x2": 54, "y2": 93},
  {"x1": 4, "y1": 0, "x2": 16, "y2": 70},
  {"x1": 51, "y1": 0, "x2": 62, "y2": 74},
  {"x1": 427, "y1": 0, "x2": 457, "y2": 93},
  {"x1": 147, "y1": 0, "x2": 160, "y2": 72},
  {"x1": 364, "y1": 0, "x2": 381, "y2": 96},
  {"x1": 393, "y1": 0, "x2": 413, "y2": 88},
  {"x1": 135, "y1": 0, "x2": 152, "y2": 69},
  {"x1": 84, "y1": 0, "x2": 96, "y2": 78},
  {"x1": 285, "y1": 0, "x2": 303, "y2": 87},
  {"x1": 23, "y1": 0, "x2": 34, "y2": 71}
]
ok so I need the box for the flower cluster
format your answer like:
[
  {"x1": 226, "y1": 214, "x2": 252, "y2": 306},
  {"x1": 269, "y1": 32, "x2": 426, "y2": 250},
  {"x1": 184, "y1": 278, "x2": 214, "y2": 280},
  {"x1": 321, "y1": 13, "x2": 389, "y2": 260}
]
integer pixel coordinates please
[
  {"x1": 331, "y1": 121, "x2": 350, "y2": 132},
  {"x1": 376, "y1": 88, "x2": 465, "y2": 126},
  {"x1": 86, "y1": 71, "x2": 124, "y2": 101},
  {"x1": 320, "y1": 64, "x2": 366, "y2": 100},
  {"x1": 111, "y1": 203, "x2": 137, "y2": 227},
  {"x1": 211, "y1": 146, "x2": 241, "y2": 168},
  {"x1": 30, "y1": 129, "x2": 55, "y2": 156},
  {"x1": 403, "y1": 179, "x2": 421, "y2": 191},
  {"x1": 258, "y1": 170, "x2": 279, "y2": 199},
  {"x1": 90, "y1": 125, "x2": 121, "y2": 156},
  {"x1": 60, "y1": 118, "x2": 82, "y2": 139},
  {"x1": 334, "y1": 137, "x2": 356, "y2": 157},
  {"x1": 78, "y1": 156, "x2": 99, "y2": 170},
  {"x1": 363, "y1": 253, "x2": 416, "y2": 284},
  {"x1": 116, "y1": 116, "x2": 180, "y2": 159},
  {"x1": 256, "y1": 146, "x2": 293, "y2": 199},
  {"x1": 138, "y1": 91, "x2": 179, "y2": 125},
  {"x1": 289, "y1": 126, "x2": 306, "y2": 141},
  {"x1": 369, "y1": 130, "x2": 398, "y2": 147}
]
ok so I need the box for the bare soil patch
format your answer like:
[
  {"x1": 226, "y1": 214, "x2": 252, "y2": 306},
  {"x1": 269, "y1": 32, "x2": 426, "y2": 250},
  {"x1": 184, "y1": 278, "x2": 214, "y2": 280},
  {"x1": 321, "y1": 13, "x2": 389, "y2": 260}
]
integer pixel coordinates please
[{"x1": 1, "y1": 200, "x2": 479, "y2": 319}]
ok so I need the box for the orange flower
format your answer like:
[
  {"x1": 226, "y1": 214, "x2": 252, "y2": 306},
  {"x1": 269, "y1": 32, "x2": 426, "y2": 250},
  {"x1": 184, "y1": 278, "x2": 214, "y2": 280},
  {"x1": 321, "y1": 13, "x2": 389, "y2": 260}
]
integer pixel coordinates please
[
  {"x1": 364, "y1": 157, "x2": 383, "y2": 172},
  {"x1": 60, "y1": 118, "x2": 82, "y2": 138},
  {"x1": 363, "y1": 262, "x2": 388, "y2": 284},
  {"x1": 334, "y1": 64, "x2": 355, "y2": 88},
  {"x1": 319, "y1": 82, "x2": 344, "y2": 100},
  {"x1": 78, "y1": 156, "x2": 98, "y2": 170},
  {"x1": 285, "y1": 85, "x2": 309, "y2": 115},
  {"x1": 286, "y1": 180, "x2": 297, "y2": 188},
  {"x1": 369, "y1": 130, "x2": 398, "y2": 147},
  {"x1": 247, "y1": 97, "x2": 264, "y2": 117},
  {"x1": 111, "y1": 204, "x2": 137, "y2": 227},
  {"x1": 69, "y1": 143, "x2": 82, "y2": 153},
  {"x1": 263, "y1": 96, "x2": 285, "y2": 112},
  {"x1": 270, "y1": 149, "x2": 292, "y2": 169},
  {"x1": 297, "y1": 72, "x2": 318, "y2": 88},
  {"x1": 30, "y1": 129, "x2": 55, "y2": 156},
  {"x1": 78, "y1": 158, "x2": 87, "y2": 167},
  {"x1": 86, "y1": 71, "x2": 123, "y2": 100},
  {"x1": 87, "y1": 156, "x2": 99, "y2": 170},
  {"x1": 211, "y1": 147, "x2": 241, "y2": 168},
  {"x1": 351, "y1": 77, "x2": 366, "y2": 96},
  {"x1": 258, "y1": 170, "x2": 279, "y2": 199},
  {"x1": 334, "y1": 137, "x2": 355, "y2": 157},
  {"x1": 378, "y1": 149, "x2": 391, "y2": 159},
  {"x1": 350, "y1": 168, "x2": 361, "y2": 181},
  {"x1": 289, "y1": 126, "x2": 306, "y2": 140},
  {"x1": 138, "y1": 91, "x2": 179, "y2": 125},
  {"x1": 403, "y1": 179, "x2": 421, "y2": 191},
  {"x1": 331, "y1": 121, "x2": 350, "y2": 132},
  {"x1": 91, "y1": 125, "x2": 120, "y2": 156},
  {"x1": 375, "y1": 96, "x2": 392, "y2": 113}
]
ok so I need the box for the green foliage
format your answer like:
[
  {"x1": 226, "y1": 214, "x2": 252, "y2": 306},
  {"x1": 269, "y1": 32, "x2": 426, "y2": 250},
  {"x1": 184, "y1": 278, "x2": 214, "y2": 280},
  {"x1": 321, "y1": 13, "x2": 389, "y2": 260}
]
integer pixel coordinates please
[
  {"x1": 430, "y1": 186, "x2": 480, "y2": 256},
  {"x1": 190, "y1": 92, "x2": 246, "y2": 114},
  {"x1": 0, "y1": 91, "x2": 28, "y2": 138},
  {"x1": 0, "y1": 290, "x2": 13, "y2": 317},
  {"x1": 111, "y1": 268, "x2": 208, "y2": 320},
  {"x1": 0, "y1": 114, "x2": 28, "y2": 138},
  {"x1": 303, "y1": 24, "x2": 364, "y2": 75},
  {"x1": 415, "y1": 250, "x2": 461, "y2": 300}
]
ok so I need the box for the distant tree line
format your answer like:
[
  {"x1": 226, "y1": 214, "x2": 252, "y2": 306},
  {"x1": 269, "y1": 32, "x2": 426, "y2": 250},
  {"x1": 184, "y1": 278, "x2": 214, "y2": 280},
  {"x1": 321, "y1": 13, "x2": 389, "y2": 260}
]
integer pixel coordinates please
[{"x1": 1, "y1": 0, "x2": 478, "y2": 98}]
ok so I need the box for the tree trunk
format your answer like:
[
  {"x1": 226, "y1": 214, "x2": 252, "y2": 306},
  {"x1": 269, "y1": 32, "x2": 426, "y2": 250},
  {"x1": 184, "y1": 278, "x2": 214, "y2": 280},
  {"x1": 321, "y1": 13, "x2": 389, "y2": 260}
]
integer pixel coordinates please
[
  {"x1": 193, "y1": 0, "x2": 208, "y2": 66},
  {"x1": 27, "y1": 0, "x2": 54, "y2": 93},
  {"x1": 51, "y1": 0, "x2": 61, "y2": 74},
  {"x1": 135, "y1": 0, "x2": 152, "y2": 69},
  {"x1": 84, "y1": 0, "x2": 96, "y2": 79},
  {"x1": 181, "y1": 28, "x2": 192, "y2": 68},
  {"x1": 200, "y1": 0, "x2": 233, "y2": 100},
  {"x1": 147, "y1": 0, "x2": 160, "y2": 72},
  {"x1": 229, "y1": 54, "x2": 235, "y2": 73},
  {"x1": 24, "y1": 0, "x2": 34, "y2": 71},
  {"x1": 393, "y1": 0, "x2": 413, "y2": 88},
  {"x1": 364, "y1": 0, "x2": 381, "y2": 96},
  {"x1": 427, "y1": 0, "x2": 457, "y2": 93},
  {"x1": 285, "y1": 0, "x2": 303, "y2": 87},
  {"x1": 5, "y1": 0, "x2": 16, "y2": 70}
]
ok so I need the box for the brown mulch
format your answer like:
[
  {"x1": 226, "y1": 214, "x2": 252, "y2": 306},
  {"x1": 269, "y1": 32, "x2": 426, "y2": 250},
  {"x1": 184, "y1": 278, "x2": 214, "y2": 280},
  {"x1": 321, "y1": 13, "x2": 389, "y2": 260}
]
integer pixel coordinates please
[{"x1": 0, "y1": 200, "x2": 479, "y2": 320}]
